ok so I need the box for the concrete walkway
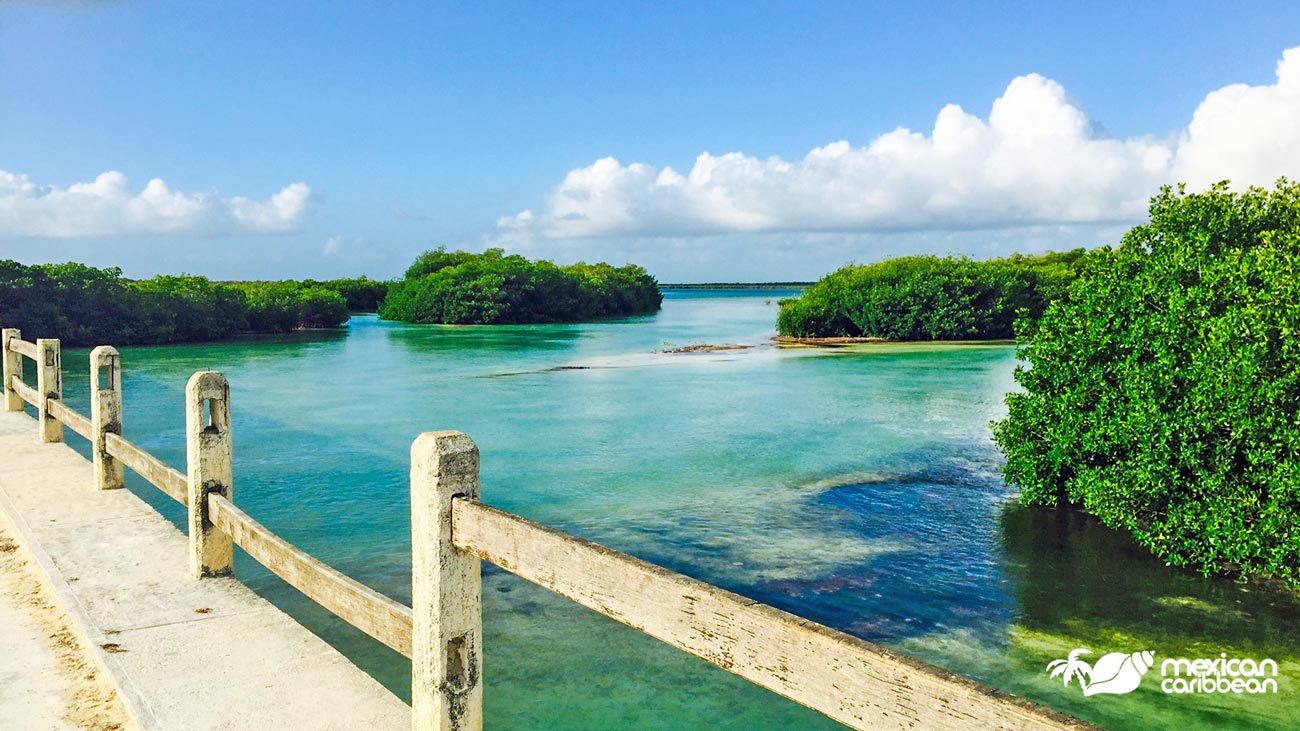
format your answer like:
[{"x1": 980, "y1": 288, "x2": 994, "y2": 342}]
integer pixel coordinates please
[{"x1": 0, "y1": 410, "x2": 410, "y2": 730}]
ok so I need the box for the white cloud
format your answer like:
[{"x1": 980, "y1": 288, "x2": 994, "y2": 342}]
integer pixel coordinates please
[
  {"x1": 323, "y1": 235, "x2": 343, "y2": 255},
  {"x1": 0, "y1": 171, "x2": 312, "y2": 238},
  {"x1": 229, "y1": 183, "x2": 312, "y2": 233},
  {"x1": 1173, "y1": 48, "x2": 1300, "y2": 187},
  {"x1": 500, "y1": 47, "x2": 1300, "y2": 242}
]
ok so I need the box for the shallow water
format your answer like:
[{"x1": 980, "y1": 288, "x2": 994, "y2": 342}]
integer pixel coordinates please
[{"x1": 51, "y1": 290, "x2": 1300, "y2": 730}]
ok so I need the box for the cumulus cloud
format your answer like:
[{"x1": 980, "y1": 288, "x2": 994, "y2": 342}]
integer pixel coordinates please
[
  {"x1": 0, "y1": 170, "x2": 311, "y2": 238},
  {"x1": 1173, "y1": 48, "x2": 1300, "y2": 187},
  {"x1": 501, "y1": 47, "x2": 1300, "y2": 242}
]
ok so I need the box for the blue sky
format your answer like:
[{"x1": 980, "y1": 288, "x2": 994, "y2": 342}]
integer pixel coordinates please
[{"x1": 3, "y1": 2, "x2": 1299, "y2": 281}]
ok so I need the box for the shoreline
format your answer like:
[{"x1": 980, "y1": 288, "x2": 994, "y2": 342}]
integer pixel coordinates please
[
  {"x1": 772, "y1": 336, "x2": 1017, "y2": 347},
  {"x1": 662, "y1": 343, "x2": 752, "y2": 354}
]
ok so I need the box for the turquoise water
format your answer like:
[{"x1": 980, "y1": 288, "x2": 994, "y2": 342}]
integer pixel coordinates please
[{"x1": 52, "y1": 290, "x2": 1300, "y2": 730}]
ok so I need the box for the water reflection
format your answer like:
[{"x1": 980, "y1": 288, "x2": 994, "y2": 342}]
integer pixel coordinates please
[
  {"x1": 382, "y1": 317, "x2": 587, "y2": 356},
  {"x1": 1000, "y1": 504, "x2": 1300, "y2": 655}
]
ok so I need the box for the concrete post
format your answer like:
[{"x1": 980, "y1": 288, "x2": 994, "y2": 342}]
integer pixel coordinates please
[
  {"x1": 1, "y1": 328, "x2": 21, "y2": 412},
  {"x1": 186, "y1": 371, "x2": 233, "y2": 578},
  {"x1": 90, "y1": 346, "x2": 125, "y2": 490},
  {"x1": 411, "y1": 431, "x2": 483, "y2": 731},
  {"x1": 36, "y1": 338, "x2": 62, "y2": 443}
]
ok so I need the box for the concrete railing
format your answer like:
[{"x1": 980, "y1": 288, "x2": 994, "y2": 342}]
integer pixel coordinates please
[{"x1": 0, "y1": 328, "x2": 1098, "y2": 731}]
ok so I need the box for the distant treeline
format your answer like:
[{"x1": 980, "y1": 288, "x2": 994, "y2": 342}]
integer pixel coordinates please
[
  {"x1": 380, "y1": 248, "x2": 663, "y2": 324},
  {"x1": 291, "y1": 277, "x2": 388, "y2": 312},
  {"x1": 0, "y1": 260, "x2": 384, "y2": 346},
  {"x1": 776, "y1": 251, "x2": 1088, "y2": 340},
  {"x1": 1, "y1": 248, "x2": 660, "y2": 345}
]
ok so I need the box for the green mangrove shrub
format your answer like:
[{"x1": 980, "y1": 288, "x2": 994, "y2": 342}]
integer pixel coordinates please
[
  {"x1": 303, "y1": 276, "x2": 388, "y2": 312},
  {"x1": 0, "y1": 260, "x2": 359, "y2": 345},
  {"x1": 993, "y1": 180, "x2": 1300, "y2": 585},
  {"x1": 776, "y1": 252, "x2": 1084, "y2": 340},
  {"x1": 380, "y1": 247, "x2": 662, "y2": 324},
  {"x1": 224, "y1": 281, "x2": 349, "y2": 332}
]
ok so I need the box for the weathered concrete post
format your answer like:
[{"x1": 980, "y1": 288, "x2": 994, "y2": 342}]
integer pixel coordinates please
[
  {"x1": 186, "y1": 371, "x2": 233, "y2": 578},
  {"x1": 90, "y1": 346, "x2": 125, "y2": 490},
  {"x1": 36, "y1": 338, "x2": 62, "y2": 443},
  {"x1": 1, "y1": 328, "x2": 21, "y2": 412},
  {"x1": 411, "y1": 431, "x2": 483, "y2": 731}
]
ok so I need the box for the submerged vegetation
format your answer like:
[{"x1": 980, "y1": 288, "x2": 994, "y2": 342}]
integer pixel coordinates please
[
  {"x1": 379, "y1": 247, "x2": 663, "y2": 324},
  {"x1": 994, "y1": 180, "x2": 1300, "y2": 586},
  {"x1": 0, "y1": 260, "x2": 372, "y2": 345},
  {"x1": 775, "y1": 252, "x2": 1086, "y2": 340}
]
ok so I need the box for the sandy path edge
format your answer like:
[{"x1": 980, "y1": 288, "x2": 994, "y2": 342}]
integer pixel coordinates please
[{"x1": 0, "y1": 519, "x2": 132, "y2": 731}]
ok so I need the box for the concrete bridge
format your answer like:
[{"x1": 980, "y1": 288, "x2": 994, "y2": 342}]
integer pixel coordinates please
[{"x1": 0, "y1": 329, "x2": 1097, "y2": 731}]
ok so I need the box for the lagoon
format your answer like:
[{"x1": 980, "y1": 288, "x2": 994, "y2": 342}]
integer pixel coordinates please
[{"x1": 53, "y1": 289, "x2": 1300, "y2": 730}]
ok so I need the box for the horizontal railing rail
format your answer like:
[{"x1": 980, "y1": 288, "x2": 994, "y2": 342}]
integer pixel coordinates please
[
  {"x1": 208, "y1": 492, "x2": 414, "y2": 656},
  {"x1": 10, "y1": 377, "x2": 39, "y2": 408},
  {"x1": 104, "y1": 433, "x2": 188, "y2": 505},
  {"x1": 0, "y1": 325, "x2": 1098, "y2": 731},
  {"x1": 5, "y1": 335, "x2": 37, "y2": 360},
  {"x1": 449, "y1": 498, "x2": 1088, "y2": 731},
  {"x1": 47, "y1": 399, "x2": 92, "y2": 440}
]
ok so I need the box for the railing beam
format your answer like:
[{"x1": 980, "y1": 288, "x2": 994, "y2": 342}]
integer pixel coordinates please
[
  {"x1": 410, "y1": 431, "x2": 483, "y2": 731},
  {"x1": 186, "y1": 371, "x2": 233, "y2": 578},
  {"x1": 451, "y1": 500, "x2": 1098, "y2": 731},
  {"x1": 36, "y1": 338, "x2": 62, "y2": 443},
  {"x1": 105, "y1": 433, "x2": 188, "y2": 505},
  {"x1": 1, "y1": 328, "x2": 22, "y2": 412},
  {"x1": 208, "y1": 492, "x2": 414, "y2": 657},
  {"x1": 91, "y1": 346, "x2": 125, "y2": 490},
  {"x1": 47, "y1": 400, "x2": 92, "y2": 440},
  {"x1": 10, "y1": 379, "x2": 39, "y2": 408}
]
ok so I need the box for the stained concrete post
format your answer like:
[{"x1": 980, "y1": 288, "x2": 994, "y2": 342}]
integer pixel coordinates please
[
  {"x1": 1, "y1": 328, "x2": 21, "y2": 412},
  {"x1": 36, "y1": 338, "x2": 62, "y2": 443},
  {"x1": 411, "y1": 431, "x2": 483, "y2": 731},
  {"x1": 90, "y1": 346, "x2": 124, "y2": 491},
  {"x1": 186, "y1": 371, "x2": 233, "y2": 578}
]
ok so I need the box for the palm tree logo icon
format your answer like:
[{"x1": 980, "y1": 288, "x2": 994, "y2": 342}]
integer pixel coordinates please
[
  {"x1": 1046, "y1": 648, "x2": 1155, "y2": 696},
  {"x1": 1048, "y1": 649, "x2": 1094, "y2": 690}
]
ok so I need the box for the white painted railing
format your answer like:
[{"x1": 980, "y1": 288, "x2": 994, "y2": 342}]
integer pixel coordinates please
[{"x1": 0, "y1": 327, "x2": 1098, "y2": 731}]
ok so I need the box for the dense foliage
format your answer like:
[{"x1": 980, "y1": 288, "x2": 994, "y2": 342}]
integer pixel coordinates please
[
  {"x1": 222, "y1": 281, "x2": 350, "y2": 331},
  {"x1": 993, "y1": 181, "x2": 1300, "y2": 585},
  {"x1": 301, "y1": 276, "x2": 387, "y2": 312},
  {"x1": 776, "y1": 251, "x2": 1086, "y2": 340},
  {"x1": 380, "y1": 248, "x2": 663, "y2": 324},
  {"x1": 0, "y1": 260, "x2": 360, "y2": 346}
]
